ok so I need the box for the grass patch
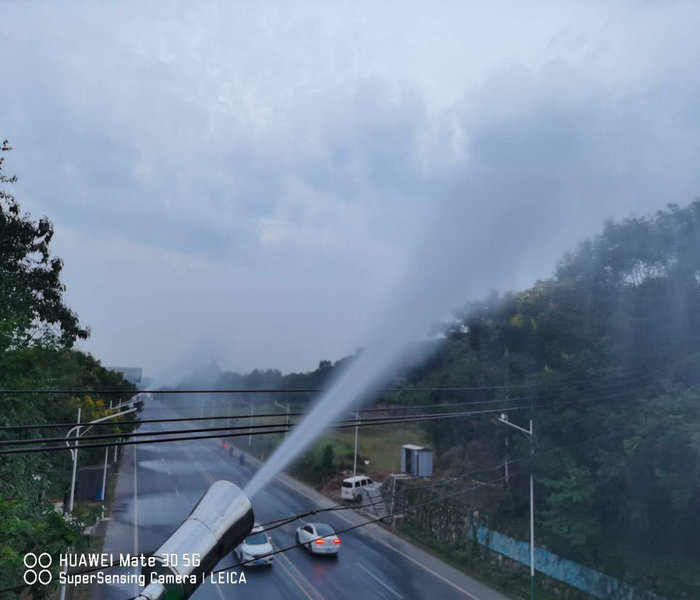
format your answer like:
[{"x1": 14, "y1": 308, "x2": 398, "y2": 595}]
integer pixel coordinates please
[{"x1": 318, "y1": 422, "x2": 429, "y2": 476}]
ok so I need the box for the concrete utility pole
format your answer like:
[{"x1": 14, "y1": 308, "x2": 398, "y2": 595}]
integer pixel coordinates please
[
  {"x1": 100, "y1": 400, "x2": 113, "y2": 515},
  {"x1": 68, "y1": 408, "x2": 81, "y2": 514},
  {"x1": 273, "y1": 400, "x2": 291, "y2": 439},
  {"x1": 352, "y1": 408, "x2": 360, "y2": 480},
  {"x1": 498, "y1": 414, "x2": 535, "y2": 600}
]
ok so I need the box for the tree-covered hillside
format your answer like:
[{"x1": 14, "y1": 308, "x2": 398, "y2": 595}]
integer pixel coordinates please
[{"x1": 401, "y1": 202, "x2": 700, "y2": 598}]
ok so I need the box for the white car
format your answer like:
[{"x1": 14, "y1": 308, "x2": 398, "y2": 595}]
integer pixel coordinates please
[
  {"x1": 341, "y1": 475, "x2": 377, "y2": 502},
  {"x1": 296, "y1": 522, "x2": 341, "y2": 556},
  {"x1": 234, "y1": 524, "x2": 274, "y2": 566}
]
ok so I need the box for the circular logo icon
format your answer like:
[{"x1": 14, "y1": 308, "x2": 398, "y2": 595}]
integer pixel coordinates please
[
  {"x1": 38, "y1": 553, "x2": 52, "y2": 568},
  {"x1": 23, "y1": 552, "x2": 53, "y2": 586},
  {"x1": 23, "y1": 553, "x2": 37, "y2": 569}
]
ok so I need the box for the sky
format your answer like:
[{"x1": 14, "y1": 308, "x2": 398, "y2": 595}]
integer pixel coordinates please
[{"x1": 2, "y1": 1, "x2": 700, "y2": 382}]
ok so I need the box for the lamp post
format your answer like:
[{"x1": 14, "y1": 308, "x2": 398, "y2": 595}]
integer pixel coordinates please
[
  {"x1": 498, "y1": 413, "x2": 535, "y2": 600},
  {"x1": 227, "y1": 398, "x2": 233, "y2": 436},
  {"x1": 64, "y1": 405, "x2": 138, "y2": 512},
  {"x1": 60, "y1": 403, "x2": 137, "y2": 600},
  {"x1": 240, "y1": 398, "x2": 254, "y2": 447},
  {"x1": 273, "y1": 400, "x2": 291, "y2": 439}
]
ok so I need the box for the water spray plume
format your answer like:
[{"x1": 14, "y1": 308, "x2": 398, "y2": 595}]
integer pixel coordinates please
[
  {"x1": 247, "y1": 196, "x2": 563, "y2": 497},
  {"x1": 245, "y1": 95, "x2": 651, "y2": 497}
]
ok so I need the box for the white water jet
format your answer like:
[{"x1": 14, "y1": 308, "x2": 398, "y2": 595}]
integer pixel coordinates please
[
  {"x1": 245, "y1": 75, "x2": 673, "y2": 497},
  {"x1": 245, "y1": 181, "x2": 585, "y2": 498}
]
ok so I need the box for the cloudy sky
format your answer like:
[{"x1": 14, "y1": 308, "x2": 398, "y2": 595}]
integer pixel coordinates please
[{"x1": 2, "y1": 1, "x2": 700, "y2": 381}]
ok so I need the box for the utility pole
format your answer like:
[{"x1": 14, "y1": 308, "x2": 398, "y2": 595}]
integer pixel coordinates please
[
  {"x1": 529, "y1": 418, "x2": 534, "y2": 600},
  {"x1": 498, "y1": 413, "x2": 535, "y2": 600},
  {"x1": 352, "y1": 408, "x2": 360, "y2": 480},
  {"x1": 101, "y1": 400, "x2": 112, "y2": 517},
  {"x1": 273, "y1": 400, "x2": 290, "y2": 439},
  {"x1": 505, "y1": 435, "x2": 509, "y2": 484},
  {"x1": 69, "y1": 408, "x2": 81, "y2": 514}
]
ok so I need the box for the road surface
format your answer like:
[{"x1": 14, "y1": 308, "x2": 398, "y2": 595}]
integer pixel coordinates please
[{"x1": 90, "y1": 400, "x2": 510, "y2": 600}]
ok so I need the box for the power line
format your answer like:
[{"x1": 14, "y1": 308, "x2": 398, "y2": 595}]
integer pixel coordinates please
[
  {"x1": 0, "y1": 382, "x2": 651, "y2": 456},
  {"x1": 0, "y1": 369, "x2": 642, "y2": 397},
  {"x1": 0, "y1": 372, "x2": 656, "y2": 432},
  {"x1": 1, "y1": 410, "x2": 496, "y2": 447},
  {"x1": 0, "y1": 409, "x2": 525, "y2": 455},
  {"x1": 0, "y1": 380, "x2": 657, "y2": 454}
]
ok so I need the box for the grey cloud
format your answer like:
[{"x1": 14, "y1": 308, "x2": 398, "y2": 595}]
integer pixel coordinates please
[{"x1": 2, "y1": 1, "x2": 700, "y2": 378}]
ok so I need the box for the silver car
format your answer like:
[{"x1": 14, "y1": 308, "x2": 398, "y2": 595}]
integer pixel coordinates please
[{"x1": 295, "y1": 522, "x2": 341, "y2": 556}]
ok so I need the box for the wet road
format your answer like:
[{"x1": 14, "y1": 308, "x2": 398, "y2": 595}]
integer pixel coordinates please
[{"x1": 92, "y1": 400, "x2": 509, "y2": 600}]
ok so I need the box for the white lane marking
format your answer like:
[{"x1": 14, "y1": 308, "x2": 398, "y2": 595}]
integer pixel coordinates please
[
  {"x1": 175, "y1": 486, "x2": 181, "y2": 498},
  {"x1": 160, "y1": 456, "x2": 165, "y2": 462},
  {"x1": 166, "y1": 468, "x2": 171, "y2": 476},
  {"x1": 330, "y1": 510, "x2": 356, "y2": 526},
  {"x1": 356, "y1": 562, "x2": 404, "y2": 599},
  {"x1": 215, "y1": 581, "x2": 226, "y2": 600},
  {"x1": 372, "y1": 538, "x2": 482, "y2": 600},
  {"x1": 272, "y1": 542, "x2": 323, "y2": 600}
]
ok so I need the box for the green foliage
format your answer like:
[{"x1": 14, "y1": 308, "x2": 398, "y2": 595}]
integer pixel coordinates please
[
  {"x1": 0, "y1": 142, "x2": 89, "y2": 351},
  {"x1": 0, "y1": 142, "x2": 137, "y2": 597},
  {"x1": 539, "y1": 459, "x2": 600, "y2": 547},
  {"x1": 404, "y1": 201, "x2": 700, "y2": 597},
  {"x1": 289, "y1": 443, "x2": 338, "y2": 487}
]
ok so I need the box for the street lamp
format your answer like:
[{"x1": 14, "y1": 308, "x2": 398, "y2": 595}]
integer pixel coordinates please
[
  {"x1": 59, "y1": 402, "x2": 137, "y2": 600},
  {"x1": 498, "y1": 413, "x2": 535, "y2": 600},
  {"x1": 273, "y1": 400, "x2": 290, "y2": 439},
  {"x1": 63, "y1": 405, "x2": 138, "y2": 513},
  {"x1": 240, "y1": 398, "x2": 254, "y2": 447}
]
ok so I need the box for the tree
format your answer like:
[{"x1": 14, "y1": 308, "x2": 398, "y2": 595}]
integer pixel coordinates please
[
  {"x1": 0, "y1": 142, "x2": 134, "y2": 598},
  {"x1": 0, "y1": 141, "x2": 89, "y2": 351}
]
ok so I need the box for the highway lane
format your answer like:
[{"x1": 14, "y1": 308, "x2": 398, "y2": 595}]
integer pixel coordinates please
[{"x1": 92, "y1": 400, "x2": 509, "y2": 600}]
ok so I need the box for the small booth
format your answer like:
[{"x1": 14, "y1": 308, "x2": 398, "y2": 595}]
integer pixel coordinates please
[{"x1": 400, "y1": 444, "x2": 433, "y2": 477}]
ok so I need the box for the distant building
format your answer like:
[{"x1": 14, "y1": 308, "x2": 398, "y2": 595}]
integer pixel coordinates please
[{"x1": 108, "y1": 367, "x2": 143, "y2": 385}]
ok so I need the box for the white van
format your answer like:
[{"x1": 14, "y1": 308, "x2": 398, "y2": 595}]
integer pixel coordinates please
[{"x1": 341, "y1": 475, "x2": 376, "y2": 501}]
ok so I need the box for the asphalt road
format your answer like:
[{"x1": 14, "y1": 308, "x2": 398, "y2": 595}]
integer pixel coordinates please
[{"x1": 90, "y1": 400, "x2": 509, "y2": 600}]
